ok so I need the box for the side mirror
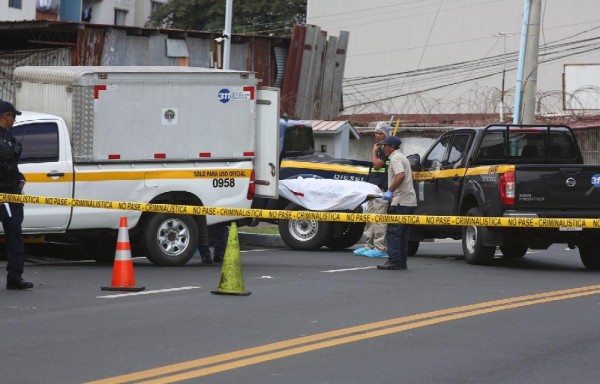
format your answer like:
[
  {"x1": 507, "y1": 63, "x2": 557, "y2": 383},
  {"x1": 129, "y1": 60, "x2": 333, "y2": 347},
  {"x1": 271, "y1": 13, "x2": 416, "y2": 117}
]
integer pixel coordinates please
[{"x1": 407, "y1": 154, "x2": 422, "y2": 171}]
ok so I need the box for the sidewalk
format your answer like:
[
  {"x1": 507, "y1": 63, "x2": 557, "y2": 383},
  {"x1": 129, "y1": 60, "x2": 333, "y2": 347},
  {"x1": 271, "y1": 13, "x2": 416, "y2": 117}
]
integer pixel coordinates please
[{"x1": 238, "y1": 222, "x2": 285, "y2": 248}]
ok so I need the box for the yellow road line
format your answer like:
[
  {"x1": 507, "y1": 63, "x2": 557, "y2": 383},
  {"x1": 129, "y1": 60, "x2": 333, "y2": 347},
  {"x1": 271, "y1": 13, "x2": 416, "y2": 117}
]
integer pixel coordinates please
[{"x1": 85, "y1": 285, "x2": 600, "y2": 384}]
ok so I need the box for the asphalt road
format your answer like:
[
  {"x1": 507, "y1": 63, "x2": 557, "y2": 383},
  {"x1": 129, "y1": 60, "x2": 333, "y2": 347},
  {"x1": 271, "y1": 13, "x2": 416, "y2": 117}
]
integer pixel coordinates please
[{"x1": 1, "y1": 241, "x2": 599, "y2": 384}]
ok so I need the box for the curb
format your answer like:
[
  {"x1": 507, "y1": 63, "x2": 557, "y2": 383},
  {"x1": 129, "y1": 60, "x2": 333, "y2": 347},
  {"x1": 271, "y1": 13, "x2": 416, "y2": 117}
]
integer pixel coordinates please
[
  {"x1": 237, "y1": 233, "x2": 458, "y2": 248},
  {"x1": 238, "y1": 232, "x2": 286, "y2": 248}
]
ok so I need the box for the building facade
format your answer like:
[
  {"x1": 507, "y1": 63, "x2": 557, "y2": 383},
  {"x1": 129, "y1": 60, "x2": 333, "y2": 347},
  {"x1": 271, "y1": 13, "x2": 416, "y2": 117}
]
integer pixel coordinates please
[
  {"x1": 0, "y1": 1, "x2": 36, "y2": 21},
  {"x1": 0, "y1": 1, "x2": 167, "y2": 26},
  {"x1": 307, "y1": 1, "x2": 600, "y2": 116},
  {"x1": 81, "y1": 0, "x2": 167, "y2": 26}
]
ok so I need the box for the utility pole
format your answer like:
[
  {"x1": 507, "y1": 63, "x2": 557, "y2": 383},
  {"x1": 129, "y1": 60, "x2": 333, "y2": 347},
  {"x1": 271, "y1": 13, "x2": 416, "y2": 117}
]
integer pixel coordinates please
[
  {"x1": 493, "y1": 32, "x2": 514, "y2": 121},
  {"x1": 223, "y1": 0, "x2": 233, "y2": 70},
  {"x1": 513, "y1": 0, "x2": 542, "y2": 125}
]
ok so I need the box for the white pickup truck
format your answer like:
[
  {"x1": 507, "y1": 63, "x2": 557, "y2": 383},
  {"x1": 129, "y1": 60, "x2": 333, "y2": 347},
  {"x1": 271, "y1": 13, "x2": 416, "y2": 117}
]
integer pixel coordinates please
[{"x1": 7, "y1": 66, "x2": 279, "y2": 266}]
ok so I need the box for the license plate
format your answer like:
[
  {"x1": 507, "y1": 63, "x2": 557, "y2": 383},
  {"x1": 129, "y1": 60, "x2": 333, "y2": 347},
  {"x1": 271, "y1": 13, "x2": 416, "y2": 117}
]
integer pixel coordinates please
[{"x1": 559, "y1": 227, "x2": 583, "y2": 232}]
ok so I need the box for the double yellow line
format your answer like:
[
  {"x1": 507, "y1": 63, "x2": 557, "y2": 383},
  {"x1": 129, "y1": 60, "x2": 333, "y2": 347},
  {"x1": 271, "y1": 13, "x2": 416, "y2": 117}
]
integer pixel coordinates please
[{"x1": 86, "y1": 285, "x2": 600, "y2": 384}]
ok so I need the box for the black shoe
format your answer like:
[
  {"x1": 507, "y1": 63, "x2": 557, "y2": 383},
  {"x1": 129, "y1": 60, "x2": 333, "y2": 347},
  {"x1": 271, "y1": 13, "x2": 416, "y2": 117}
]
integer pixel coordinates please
[
  {"x1": 213, "y1": 256, "x2": 224, "y2": 263},
  {"x1": 7, "y1": 279, "x2": 34, "y2": 290},
  {"x1": 377, "y1": 262, "x2": 406, "y2": 270},
  {"x1": 201, "y1": 255, "x2": 213, "y2": 264}
]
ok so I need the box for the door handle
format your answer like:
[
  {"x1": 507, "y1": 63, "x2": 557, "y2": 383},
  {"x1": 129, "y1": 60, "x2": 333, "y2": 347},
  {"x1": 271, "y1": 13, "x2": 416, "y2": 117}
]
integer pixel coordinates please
[
  {"x1": 47, "y1": 172, "x2": 65, "y2": 177},
  {"x1": 268, "y1": 162, "x2": 276, "y2": 177}
]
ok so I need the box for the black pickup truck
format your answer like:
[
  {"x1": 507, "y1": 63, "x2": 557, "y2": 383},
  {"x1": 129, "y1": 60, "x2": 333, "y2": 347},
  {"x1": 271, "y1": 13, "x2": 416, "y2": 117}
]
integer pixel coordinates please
[
  {"x1": 251, "y1": 119, "x2": 371, "y2": 251},
  {"x1": 409, "y1": 124, "x2": 600, "y2": 269}
]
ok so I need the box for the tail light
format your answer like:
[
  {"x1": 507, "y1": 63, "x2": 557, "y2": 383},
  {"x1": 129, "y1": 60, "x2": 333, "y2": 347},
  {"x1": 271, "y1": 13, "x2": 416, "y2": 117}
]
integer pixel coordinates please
[
  {"x1": 499, "y1": 171, "x2": 515, "y2": 205},
  {"x1": 247, "y1": 169, "x2": 256, "y2": 200}
]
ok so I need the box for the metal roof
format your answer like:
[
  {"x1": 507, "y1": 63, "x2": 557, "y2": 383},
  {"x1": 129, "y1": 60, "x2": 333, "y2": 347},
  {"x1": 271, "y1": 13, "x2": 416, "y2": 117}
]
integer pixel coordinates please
[{"x1": 308, "y1": 120, "x2": 360, "y2": 139}]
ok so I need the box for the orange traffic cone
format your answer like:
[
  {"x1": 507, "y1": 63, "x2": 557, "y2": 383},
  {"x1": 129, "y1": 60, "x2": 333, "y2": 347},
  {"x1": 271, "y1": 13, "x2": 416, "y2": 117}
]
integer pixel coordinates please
[{"x1": 101, "y1": 217, "x2": 145, "y2": 292}]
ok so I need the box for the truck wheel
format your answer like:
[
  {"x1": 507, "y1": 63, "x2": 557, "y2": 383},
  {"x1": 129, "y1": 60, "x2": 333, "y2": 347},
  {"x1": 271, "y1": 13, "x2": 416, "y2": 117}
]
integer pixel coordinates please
[
  {"x1": 326, "y1": 222, "x2": 366, "y2": 250},
  {"x1": 500, "y1": 243, "x2": 528, "y2": 258},
  {"x1": 143, "y1": 213, "x2": 198, "y2": 266},
  {"x1": 81, "y1": 236, "x2": 117, "y2": 265},
  {"x1": 579, "y1": 244, "x2": 600, "y2": 269},
  {"x1": 279, "y1": 202, "x2": 331, "y2": 250},
  {"x1": 408, "y1": 241, "x2": 420, "y2": 256},
  {"x1": 462, "y1": 207, "x2": 496, "y2": 265}
]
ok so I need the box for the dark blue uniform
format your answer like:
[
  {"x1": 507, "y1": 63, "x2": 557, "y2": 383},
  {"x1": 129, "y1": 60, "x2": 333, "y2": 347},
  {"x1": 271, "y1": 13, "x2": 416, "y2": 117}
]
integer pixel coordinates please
[{"x1": 0, "y1": 128, "x2": 27, "y2": 286}]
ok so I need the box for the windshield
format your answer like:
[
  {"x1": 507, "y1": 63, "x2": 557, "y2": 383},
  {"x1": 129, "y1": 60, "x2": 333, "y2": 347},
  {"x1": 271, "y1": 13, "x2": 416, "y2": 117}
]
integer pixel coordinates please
[{"x1": 283, "y1": 125, "x2": 315, "y2": 153}]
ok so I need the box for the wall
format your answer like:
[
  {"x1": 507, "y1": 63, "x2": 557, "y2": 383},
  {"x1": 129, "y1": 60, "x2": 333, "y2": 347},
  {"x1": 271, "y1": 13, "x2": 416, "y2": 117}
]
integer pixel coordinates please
[
  {"x1": 134, "y1": 0, "x2": 166, "y2": 27},
  {"x1": 307, "y1": 1, "x2": 600, "y2": 116},
  {"x1": 82, "y1": 0, "x2": 167, "y2": 26},
  {"x1": 313, "y1": 130, "x2": 351, "y2": 158},
  {"x1": 0, "y1": 1, "x2": 36, "y2": 21}
]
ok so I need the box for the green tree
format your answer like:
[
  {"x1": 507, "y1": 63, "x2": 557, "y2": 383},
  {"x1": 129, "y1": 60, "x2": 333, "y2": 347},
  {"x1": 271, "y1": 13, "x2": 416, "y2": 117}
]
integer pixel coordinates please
[{"x1": 147, "y1": 0, "x2": 306, "y2": 36}]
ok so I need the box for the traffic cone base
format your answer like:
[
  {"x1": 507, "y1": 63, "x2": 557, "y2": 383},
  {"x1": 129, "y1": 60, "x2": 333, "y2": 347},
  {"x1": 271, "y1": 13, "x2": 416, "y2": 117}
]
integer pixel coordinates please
[
  {"x1": 102, "y1": 217, "x2": 145, "y2": 292},
  {"x1": 211, "y1": 223, "x2": 250, "y2": 296}
]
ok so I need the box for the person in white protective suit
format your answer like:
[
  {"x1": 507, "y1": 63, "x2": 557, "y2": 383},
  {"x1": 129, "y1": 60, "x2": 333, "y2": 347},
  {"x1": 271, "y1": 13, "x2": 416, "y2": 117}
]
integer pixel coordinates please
[{"x1": 353, "y1": 122, "x2": 391, "y2": 258}]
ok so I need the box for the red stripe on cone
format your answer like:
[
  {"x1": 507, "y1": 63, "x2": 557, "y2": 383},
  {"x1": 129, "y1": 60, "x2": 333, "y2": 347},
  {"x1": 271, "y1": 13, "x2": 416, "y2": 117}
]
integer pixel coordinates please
[{"x1": 115, "y1": 241, "x2": 131, "y2": 251}]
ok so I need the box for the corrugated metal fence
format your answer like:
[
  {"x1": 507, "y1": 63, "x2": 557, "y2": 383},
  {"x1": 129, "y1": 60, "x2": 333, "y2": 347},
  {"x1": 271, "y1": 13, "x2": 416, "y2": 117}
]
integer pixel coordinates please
[{"x1": 0, "y1": 48, "x2": 70, "y2": 102}]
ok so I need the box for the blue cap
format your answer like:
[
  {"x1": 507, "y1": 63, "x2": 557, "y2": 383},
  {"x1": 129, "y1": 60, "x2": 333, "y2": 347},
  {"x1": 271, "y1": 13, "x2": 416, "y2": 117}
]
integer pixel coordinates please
[
  {"x1": 0, "y1": 100, "x2": 21, "y2": 116},
  {"x1": 377, "y1": 135, "x2": 402, "y2": 149}
]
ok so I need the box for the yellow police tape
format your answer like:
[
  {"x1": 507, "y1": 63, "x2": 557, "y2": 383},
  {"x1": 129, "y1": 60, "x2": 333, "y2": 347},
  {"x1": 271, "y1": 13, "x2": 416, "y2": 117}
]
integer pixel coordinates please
[{"x1": 1, "y1": 193, "x2": 599, "y2": 229}]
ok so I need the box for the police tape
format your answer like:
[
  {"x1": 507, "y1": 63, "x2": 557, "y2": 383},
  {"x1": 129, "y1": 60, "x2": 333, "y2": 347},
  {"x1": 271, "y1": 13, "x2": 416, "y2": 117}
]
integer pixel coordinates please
[{"x1": 2, "y1": 193, "x2": 600, "y2": 229}]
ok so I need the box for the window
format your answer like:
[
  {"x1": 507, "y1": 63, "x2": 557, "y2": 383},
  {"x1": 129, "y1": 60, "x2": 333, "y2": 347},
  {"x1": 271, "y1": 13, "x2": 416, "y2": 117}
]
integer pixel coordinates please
[
  {"x1": 283, "y1": 125, "x2": 315, "y2": 154},
  {"x1": 547, "y1": 131, "x2": 578, "y2": 163},
  {"x1": 478, "y1": 127, "x2": 580, "y2": 164},
  {"x1": 114, "y1": 8, "x2": 128, "y2": 25},
  {"x1": 12, "y1": 123, "x2": 59, "y2": 163},
  {"x1": 478, "y1": 131, "x2": 505, "y2": 160},
  {"x1": 9, "y1": 0, "x2": 22, "y2": 9},
  {"x1": 151, "y1": 1, "x2": 163, "y2": 16},
  {"x1": 446, "y1": 134, "x2": 471, "y2": 166},
  {"x1": 423, "y1": 136, "x2": 450, "y2": 170}
]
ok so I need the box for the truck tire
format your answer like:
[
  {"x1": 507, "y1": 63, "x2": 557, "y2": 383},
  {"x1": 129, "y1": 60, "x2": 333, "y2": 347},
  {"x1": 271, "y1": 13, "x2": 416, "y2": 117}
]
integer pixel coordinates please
[
  {"x1": 500, "y1": 243, "x2": 528, "y2": 258},
  {"x1": 142, "y1": 213, "x2": 198, "y2": 266},
  {"x1": 326, "y1": 222, "x2": 366, "y2": 250},
  {"x1": 462, "y1": 207, "x2": 496, "y2": 265},
  {"x1": 579, "y1": 244, "x2": 600, "y2": 269},
  {"x1": 408, "y1": 241, "x2": 420, "y2": 256},
  {"x1": 81, "y1": 236, "x2": 117, "y2": 265},
  {"x1": 279, "y1": 202, "x2": 331, "y2": 250}
]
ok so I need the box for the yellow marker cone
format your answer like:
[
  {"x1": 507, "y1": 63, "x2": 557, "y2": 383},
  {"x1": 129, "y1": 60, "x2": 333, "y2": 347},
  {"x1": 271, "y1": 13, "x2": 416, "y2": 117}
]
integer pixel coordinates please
[{"x1": 211, "y1": 223, "x2": 251, "y2": 296}]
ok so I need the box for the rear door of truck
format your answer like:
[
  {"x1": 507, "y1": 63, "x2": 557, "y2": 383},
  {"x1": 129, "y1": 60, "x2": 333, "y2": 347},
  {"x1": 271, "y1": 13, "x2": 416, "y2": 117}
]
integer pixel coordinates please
[
  {"x1": 504, "y1": 125, "x2": 600, "y2": 215},
  {"x1": 515, "y1": 164, "x2": 600, "y2": 214},
  {"x1": 254, "y1": 88, "x2": 280, "y2": 198}
]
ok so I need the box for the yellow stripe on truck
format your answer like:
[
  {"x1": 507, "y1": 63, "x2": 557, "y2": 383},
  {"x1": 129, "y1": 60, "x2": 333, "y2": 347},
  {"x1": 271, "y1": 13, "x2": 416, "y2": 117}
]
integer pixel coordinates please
[
  {"x1": 280, "y1": 160, "x2": 370, "y2": 175},
  {"x1": 24, "y1": 169, "x2": 252, "y2": 183},
  {"x1": 2, "y1": 193, "x2": 599, "y2": 229},
  {"x1": 413, "y1": 165, "x2": 515, "y2": 180}
]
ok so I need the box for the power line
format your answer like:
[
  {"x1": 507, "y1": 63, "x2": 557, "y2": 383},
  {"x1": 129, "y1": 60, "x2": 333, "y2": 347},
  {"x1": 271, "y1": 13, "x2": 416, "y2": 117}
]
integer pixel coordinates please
[{"x1": 344, "y1": 36, "x2": 600, "y2": 108}]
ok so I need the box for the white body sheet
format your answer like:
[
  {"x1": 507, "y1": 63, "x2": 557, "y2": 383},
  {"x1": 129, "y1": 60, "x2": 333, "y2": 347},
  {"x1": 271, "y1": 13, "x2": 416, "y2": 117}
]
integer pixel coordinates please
[{"x1": 279, "y1": 178, "x2": 383, "y2": 211}]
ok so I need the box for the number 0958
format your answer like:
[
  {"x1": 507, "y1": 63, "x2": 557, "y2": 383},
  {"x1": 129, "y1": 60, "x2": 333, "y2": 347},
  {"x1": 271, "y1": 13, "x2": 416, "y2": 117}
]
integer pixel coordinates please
[{"x1": 213, "y1": 178, "x2": 235, "y2": 188}]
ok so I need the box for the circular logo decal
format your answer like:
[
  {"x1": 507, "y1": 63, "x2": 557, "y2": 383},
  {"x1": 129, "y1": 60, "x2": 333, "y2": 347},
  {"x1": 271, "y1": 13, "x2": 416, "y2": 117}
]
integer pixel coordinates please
[{"x1": 218, "y1": 88, "x2": 231, "y2": 103}]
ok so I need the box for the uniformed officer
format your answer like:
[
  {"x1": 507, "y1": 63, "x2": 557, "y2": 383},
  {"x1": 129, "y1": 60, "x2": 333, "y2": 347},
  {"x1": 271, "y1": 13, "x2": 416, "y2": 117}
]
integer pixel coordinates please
[
  {"x1": 377, "y1": 135, "x2": 417, "y2": 270},
  {"x1": 0, "y1": 100, "x2": 32, "y2": 290}
]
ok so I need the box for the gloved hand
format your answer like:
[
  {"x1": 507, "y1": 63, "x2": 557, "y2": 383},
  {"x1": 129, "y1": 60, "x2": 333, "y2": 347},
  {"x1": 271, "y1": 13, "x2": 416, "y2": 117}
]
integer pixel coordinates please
[{"x1": 383, "y1": 190, "x2": 393, "y2": 201}]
